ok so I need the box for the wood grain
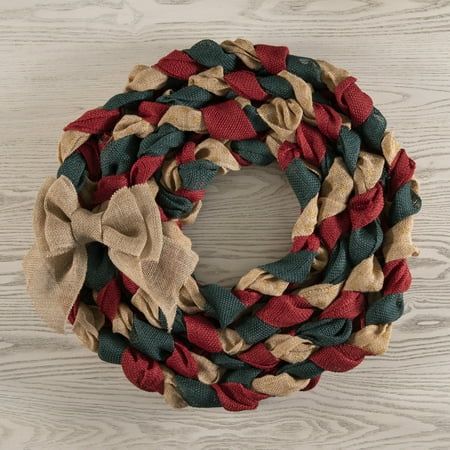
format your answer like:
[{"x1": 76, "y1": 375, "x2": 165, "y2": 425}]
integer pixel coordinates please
[{"x1": 1, "y1": 0, "x2": 449, "y2": 448}]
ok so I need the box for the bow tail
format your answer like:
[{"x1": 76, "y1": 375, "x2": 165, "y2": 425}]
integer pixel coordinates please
[
  {"x1": 23, "y1": 245, "x2": 88, "y2": 333},
  {"x1": 111, "y1": 236, "x2": 199, "y2": 331},
  {"x1": 142, "y1": 237, "x2": 199, "y2": 330}
]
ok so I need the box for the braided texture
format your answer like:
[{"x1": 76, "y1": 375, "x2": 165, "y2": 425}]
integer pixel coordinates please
[{"x1": 23, "y1": 39, "x2": 421, "y2": 411}]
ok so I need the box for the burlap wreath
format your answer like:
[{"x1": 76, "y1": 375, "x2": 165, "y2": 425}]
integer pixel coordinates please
[{"x1": 23, "y1": 39, "x2": 421, "y2": 411}]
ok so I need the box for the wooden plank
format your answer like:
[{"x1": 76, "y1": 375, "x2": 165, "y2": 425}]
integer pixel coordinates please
[{"x1": 1, "y1": 1, "x2": 449, "y2": 448}]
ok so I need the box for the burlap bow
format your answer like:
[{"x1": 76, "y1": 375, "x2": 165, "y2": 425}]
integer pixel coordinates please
[{"x1": 23, "y1": 176, "x2": 198, "y2": 333}]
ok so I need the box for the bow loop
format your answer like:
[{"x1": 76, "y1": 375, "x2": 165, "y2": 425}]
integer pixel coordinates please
[
  {"x1": 102, "y1": 182, "x2": 163, "y2": 260},
  {"x1": 34, "y1": 176, "x2": 79, "y2": 256}
]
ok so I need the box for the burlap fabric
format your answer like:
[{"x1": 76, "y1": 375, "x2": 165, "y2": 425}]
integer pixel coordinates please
[{"x1": 23, "y1": 39, "x2": 421, "y2": 411}]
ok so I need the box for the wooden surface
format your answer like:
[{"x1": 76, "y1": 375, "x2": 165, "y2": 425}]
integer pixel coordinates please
[{"x1": 1, "y1": 1, "x2": 450, "y2": 448}]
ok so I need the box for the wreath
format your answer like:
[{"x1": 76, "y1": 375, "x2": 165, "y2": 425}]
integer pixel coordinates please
[{"x1": 23, "y1": 39, "x2": 421, "y2": 411}]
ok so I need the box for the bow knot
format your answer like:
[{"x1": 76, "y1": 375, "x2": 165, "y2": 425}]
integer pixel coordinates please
[{"x1": 71, "y1": 208, "x2": 103, "y2": 245}]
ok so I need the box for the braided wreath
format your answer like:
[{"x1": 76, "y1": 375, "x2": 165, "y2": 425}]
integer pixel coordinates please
[{"x1": 23, "y1": 39, "x2": 421, "y2": 411}]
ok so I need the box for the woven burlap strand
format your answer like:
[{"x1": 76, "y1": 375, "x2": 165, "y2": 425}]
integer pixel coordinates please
[{"x1": 23, "y1": 39, "x2": 421, "y2": 411}]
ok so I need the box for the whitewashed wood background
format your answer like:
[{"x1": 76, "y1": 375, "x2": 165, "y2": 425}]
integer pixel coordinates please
[{"x1": 1, "y1": 1, "x2": 449, "y2": 449}]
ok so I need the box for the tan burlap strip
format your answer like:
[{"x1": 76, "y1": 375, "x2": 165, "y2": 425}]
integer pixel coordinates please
[
  {"x1": 112, "y1": 114, "x2": 154, "y2": 140},
  {"x1": 257, "y1": 98, "x2": 303, "y2": 143},
  {"x1": 221, "y1": 39, "x2": 261, "y2": 70},
  {"x1": 188, "y1": 66, "x2": 230, "y2": 96}
]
